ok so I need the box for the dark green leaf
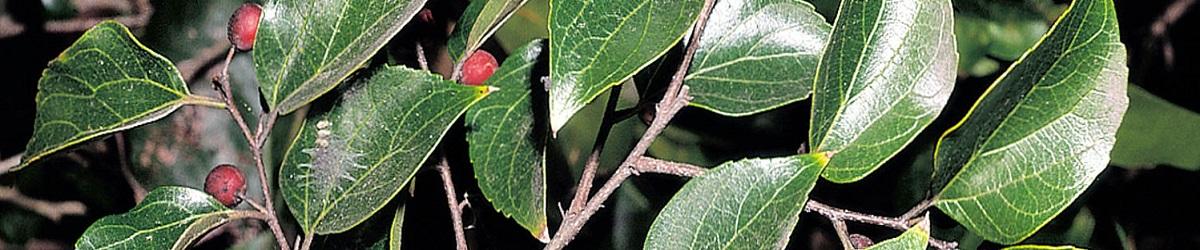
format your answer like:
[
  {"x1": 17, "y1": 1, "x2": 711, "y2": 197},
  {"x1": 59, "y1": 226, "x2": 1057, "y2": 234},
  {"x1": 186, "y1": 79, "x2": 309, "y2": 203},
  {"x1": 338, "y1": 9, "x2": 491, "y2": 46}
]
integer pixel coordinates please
[
  {"x1": 280, "y1": 66, "x2": 491, "y2": 235},
  {"x1": 465, "y1": 40, "x2": 549, "y2": 241},
  {"x1": 809, "y1": 0, "x2": 957, "y2": 183},
  {"x1": 685, "y1": 0, "x2": 830, "y2": 116},
  {"x1": 448, "y1": 0, "x2": 531, "y2": 62},
  {"x1": 254, "y1": 0, "x2": 427, "y2": 114},
  {"x1": 547, "y1": 0, "x2": 703, "y2": 134},
  {"x1": 644, "y1": 153, "x2": 827, "y2": 249},
  {"x1": 1110, "y1": 85, "x2": 1200, "y2": 170},
  {"x1": 864, "y1": 216, "x2": 930, "y2": 250},
  {"x1": 932, "y1": 0, "x2": 1127, "y2": 244},
  {"x1": 75, "y1": 186, "x2": 256, "y2": 250},
  {"x1": 19, "y1": 21, "x2": 217, "y2": 170}
]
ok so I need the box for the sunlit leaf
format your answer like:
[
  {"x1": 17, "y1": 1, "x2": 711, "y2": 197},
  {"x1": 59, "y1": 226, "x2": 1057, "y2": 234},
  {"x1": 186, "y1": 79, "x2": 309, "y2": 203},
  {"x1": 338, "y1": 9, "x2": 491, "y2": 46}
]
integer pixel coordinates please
[{"x1": 76, "y1": 186, "x2": 256, "y2": 250}]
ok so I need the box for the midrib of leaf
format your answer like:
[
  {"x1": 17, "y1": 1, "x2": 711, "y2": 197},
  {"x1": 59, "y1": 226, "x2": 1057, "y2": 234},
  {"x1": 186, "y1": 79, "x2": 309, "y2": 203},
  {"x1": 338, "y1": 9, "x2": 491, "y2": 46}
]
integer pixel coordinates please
[
  {"x1": 810, "y1": 0, "x2": 888, "y2": 150},
  {"x1": 310, "y1": 92, "x2": 484, "y2": 231},
  {"x1": 267, "y1": 0, "x2": 418, "y2": 113},
  {"x1": 94, "y1": 211, "x2": 225, "y2": 249},
  {"x1": 720, "y1": 168, "x2": 807, "y2": 249},
  {"x1": 932, "y1": 0, "x2": 1108, "y2": 187}
]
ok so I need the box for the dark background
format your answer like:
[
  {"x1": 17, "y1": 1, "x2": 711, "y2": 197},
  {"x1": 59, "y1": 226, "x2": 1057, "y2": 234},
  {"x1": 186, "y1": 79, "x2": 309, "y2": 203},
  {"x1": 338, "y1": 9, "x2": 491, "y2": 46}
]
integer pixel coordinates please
[{"x1": 1, "y1": 0, "x2": 1198, "y2": 249}]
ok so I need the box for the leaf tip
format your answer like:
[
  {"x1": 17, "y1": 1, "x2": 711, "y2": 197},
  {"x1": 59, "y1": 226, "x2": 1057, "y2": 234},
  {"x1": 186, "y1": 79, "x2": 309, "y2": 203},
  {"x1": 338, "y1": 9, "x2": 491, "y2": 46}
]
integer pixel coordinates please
[{"x1": 533, "y1": 220, "x2": 550, "y2": 243}]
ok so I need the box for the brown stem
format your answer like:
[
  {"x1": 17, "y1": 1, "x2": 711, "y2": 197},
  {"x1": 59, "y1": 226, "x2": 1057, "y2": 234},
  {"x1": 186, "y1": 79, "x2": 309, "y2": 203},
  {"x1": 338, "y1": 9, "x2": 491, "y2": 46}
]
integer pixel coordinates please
[
  {"x1": 631, "y1": 156, "x2": 705, "y2": 177},
  {"x1": 114, "y1": 133, "x2": 147, "y2": 203},
  {"x1": 566, "y1": 86, "x2": 623, "y2": 218},
  {"x1": 0, "y1": 0, "x2": 152, "y2": 38},
  {"x1": 0, "y1": 186, "x2": 87, "y2": 222},
  {"x1": 805, "y1": 200, "x2": 957, "y2": 250},
  {"x1": 416, "y1": 42, "x2": 431, "y2": 71},
  {"x1": 212, "y1": 47, "x2": 290, "y2": 250},
  {"x1": 436, "y1": 157, "x2": 469, "y2": 250},
  {"x1": 544, "y1": 0, "x2": 715, "y2": 247}
]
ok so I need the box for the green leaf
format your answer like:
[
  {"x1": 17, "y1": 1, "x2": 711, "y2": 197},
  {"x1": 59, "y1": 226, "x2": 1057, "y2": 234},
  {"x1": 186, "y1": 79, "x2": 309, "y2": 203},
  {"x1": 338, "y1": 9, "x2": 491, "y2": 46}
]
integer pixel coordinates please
[
  {"x1": 808, "y1": 0, "x2": 957, "y2": 183},
  {"x1": 932, "y1": 0, "x2": 1128, "y2": 244},
  {"x1": 1110, "y1": 85, "x2": 1200, "y2": 170},
  {"x1": 280, "y1": 66, "x2": 491, "y2": 235},
  {"x1": 75, "y1": 186, "x2": 256, "y2": 250},
  {"x1": 19, "y1": 21, "x2": 216, "y2": 171},
  {"x1": 644, "y1": 153, "x2": 827, "y2": 249},
  {"x1": 254, "y1": 0, "x2": 427, "y2": 114},
  {"x1": 389, "y1": 204, "x2": 404, "y2": 250},
  {"x1": 685, "y1": 0, "x2": 830, "y2": 116},
  {"x1": 1002, "y1": 245, "x2": 1085, "y2": 250},
  {"x1": 448, "y1": 0, "x2": 531, "y2": 62},
  {"x1": 547, "y1": 0, "x2": 703, "y2": 134},
  {"x1": 864, "y1": 216, "x2": 930, "y2": 250},
  {"x1": 465, "y1": 40, "x2": 549, "y2": 241}
]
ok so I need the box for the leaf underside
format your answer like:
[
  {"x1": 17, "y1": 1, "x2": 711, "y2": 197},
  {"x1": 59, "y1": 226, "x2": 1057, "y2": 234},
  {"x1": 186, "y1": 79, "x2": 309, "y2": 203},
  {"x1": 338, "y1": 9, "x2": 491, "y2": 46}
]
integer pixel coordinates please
[
  {"x1": 466, "y1": 40, "x2": 550, "y2": 241},
  {"x1": 932, "y1": 0, "x2": 1128, "y2": 244},
  {"x1": 280, "y1": 66, "x2": 490, "y2": 235},
  {"x1": 21, "y1": 21, "x2": 193, "y2": 170},
  {"x1": 254, "y1": 0, "x2": 427, "y2": 114},
  {"x1": 809, "y1": 0, "x2": 957, "y2": 183},
  {"x1": 547, "y1": 0, "x2": 703, "y2": 134},
  {"x1": 644, "y1": 153, "x2": 826, "y2": 249},
  {"x1": 685, "y1": 0, "x2": 831, "y2": 116}
]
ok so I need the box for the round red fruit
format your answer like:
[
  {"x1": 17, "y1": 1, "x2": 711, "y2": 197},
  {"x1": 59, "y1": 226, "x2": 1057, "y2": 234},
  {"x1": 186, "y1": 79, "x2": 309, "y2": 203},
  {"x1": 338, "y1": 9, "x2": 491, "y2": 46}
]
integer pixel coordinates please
[
  {"x1": 461, "y1": 50, "x2": 498, "y2": 86},
  {"x1": 205, "y1": 164, "x2": 247, "y2": 207},
  {"x1": 227, "y1": 3, "x2": 262, "y2": 51}
]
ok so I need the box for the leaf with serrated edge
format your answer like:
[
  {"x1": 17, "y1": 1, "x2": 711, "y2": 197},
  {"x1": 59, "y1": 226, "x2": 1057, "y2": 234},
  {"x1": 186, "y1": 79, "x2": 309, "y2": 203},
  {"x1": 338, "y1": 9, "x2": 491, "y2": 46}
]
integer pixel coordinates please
[
  {"x1": 254, "y1": 0, "x2": 427, "y2": 114},
  {"x1": 932, "y1": 0, "x2": 1127, "y2": 244},
  {"x1": 547, "y1": 0, "x2": 703, "y2": 134},
  {"x1": 280, "y1": 66, "x2": 491, "y2": 235},
  {"x1": 76, "y1": 186, "x2": 255, "y2": 250},
  {"x1": 644, "y1": 153, "x2": 827, "y2": 249},
  {"x1": 864, "y1": 216, "x2": 930, "y2": 250},
  {"x1": 809, "y1": 0, "x2": 956, "y2": 183},
  {"x1": 685, "y1": 0, "x2": 830, "y2": 116},
  {"x1": 448, "y1": 0, "x2": 531, "y2": 62},
  {"x1": 466, "y1": 40, "x2": 549, "y2": 241},
  {"x1": 1110, "y1": 85, "x2": 1200, "y2": 170},
  {"x1": 19, "y1": 21, "x2": 213, "y2": 171}
]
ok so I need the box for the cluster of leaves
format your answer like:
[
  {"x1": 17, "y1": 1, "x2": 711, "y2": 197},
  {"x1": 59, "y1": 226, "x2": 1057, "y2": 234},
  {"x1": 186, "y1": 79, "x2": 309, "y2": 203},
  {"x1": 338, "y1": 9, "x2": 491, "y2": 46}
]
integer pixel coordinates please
[{"x1": 8, "y1": 0, "x2": 1147, "y2": 248}]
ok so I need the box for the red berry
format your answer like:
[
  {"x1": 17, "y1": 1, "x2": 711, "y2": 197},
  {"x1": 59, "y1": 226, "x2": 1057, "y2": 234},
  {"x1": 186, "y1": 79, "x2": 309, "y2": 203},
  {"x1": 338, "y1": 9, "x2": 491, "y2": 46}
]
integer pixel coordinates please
[
  {"x1": 461, "y1": 50, "x2": 498, "y2": 86},
  {"x1": 417, "y1": 9, "x2": 434, "y2": 24},
  {"x1": 205, "y1": 164, "x2": 247, "y2": 207},
  {"x1": 228, "y1": 3, "x2": 262, "y2": 51}
]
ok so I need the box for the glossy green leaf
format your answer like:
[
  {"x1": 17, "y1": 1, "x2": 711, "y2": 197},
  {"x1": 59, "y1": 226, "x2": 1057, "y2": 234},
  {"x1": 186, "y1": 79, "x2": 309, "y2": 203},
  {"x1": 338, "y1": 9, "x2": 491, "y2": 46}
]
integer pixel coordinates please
[
  {"x1": 1110, "y1": 85, "x2": 1200, "y2": 170},
  {"x1": 448, "y1": 0, "x2": 531, "y2": 62},
  {"x1": 932, "y1": 0, "x2": 1128, "y2": 244},
  {"x1": 547, "y1": 0, "x2": 703, "y2": 134},
  {"x1": 808, "y1": 0, "x2": 957, "y2": 183},
  {"x1": 1003, "y1": 245, "x2": 1084, "y2": 250},
  {"x1": 864, "y1": 216, "x2": 930, "y2": 250},
  {"x1": 76, "y1": 186, "x2": 256, "y2": 250},
  {"x1": 685, "y1": 0, "x2": 830, "y2": 116},
  {"x1": 644, "y1": 153, "x2": 827, "y2": 249},
  {"x1": 280, "y1": 66, "x2": 491, "y2": 235},
  {"x1": 389, "y1": 204, "x2": 404, "y2": 250},
  {"x1": 254, "y1": 0, "x2": 427, "y2": 114},
  {"x1": 19, "y1": 21, "x2": 216, "y2": 171},
  {"x1": 465, "y1": 40, "x2": 549, "y2": 241}
]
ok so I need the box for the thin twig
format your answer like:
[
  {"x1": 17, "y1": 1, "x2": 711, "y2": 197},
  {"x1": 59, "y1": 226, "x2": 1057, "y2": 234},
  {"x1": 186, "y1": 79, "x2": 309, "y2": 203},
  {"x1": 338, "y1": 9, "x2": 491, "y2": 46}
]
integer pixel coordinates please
[
  {"x1": 416, "y1": 43, "x2": 431, "y2": 71},
  {"x1": 631, "y1": 156, "x2": 705, "y2": 177},
  {"x1": 436, "y1": 157, "x2": 469, "y2": 250},
  {"x1": 0, "y1": 0, "x2": 153, "y2": 38},
  {"x1": 566, "y1": 86, "x2": 623, "y2": 219},
  {"x1": 544, "y1": 0, "x2": 715, "y2": 247},
  {"x1": 0, "y1": 187, "x2": 87, "y2": 222},
  {"x1": 212, "y1": 46, "x2": 290, "y2": 250},
  {"x1": 114, "y1": 133, "x2": 147, "y2": 203},
  {"x1": 0, "y1": 153, "x2": 20, "y2": 173},
  {"x1": 830, "y1": 219, "x2": 853, "y2": 249},
  {"x1": 805, "y1": 200, "x2": 958, "y2": 250}
]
